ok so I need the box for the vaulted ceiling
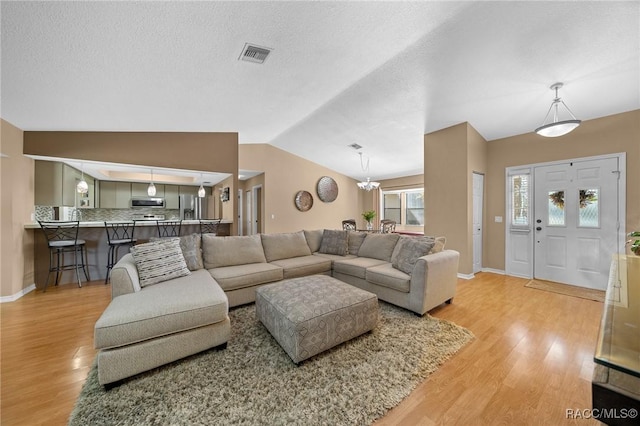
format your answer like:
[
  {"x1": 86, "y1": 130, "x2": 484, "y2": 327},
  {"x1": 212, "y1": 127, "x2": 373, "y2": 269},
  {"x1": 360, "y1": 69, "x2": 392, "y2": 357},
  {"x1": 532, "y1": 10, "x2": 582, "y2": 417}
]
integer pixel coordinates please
[{"x1": 2, "y1": 1, "x2": 638, "y2": 181}]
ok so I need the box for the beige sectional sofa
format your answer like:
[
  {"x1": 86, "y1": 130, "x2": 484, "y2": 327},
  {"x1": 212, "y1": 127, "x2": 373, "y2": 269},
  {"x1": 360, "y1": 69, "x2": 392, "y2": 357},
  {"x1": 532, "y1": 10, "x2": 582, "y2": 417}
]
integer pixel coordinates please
[{"x1": 97, "y1": 229, "x2": 459, "y2": 385}]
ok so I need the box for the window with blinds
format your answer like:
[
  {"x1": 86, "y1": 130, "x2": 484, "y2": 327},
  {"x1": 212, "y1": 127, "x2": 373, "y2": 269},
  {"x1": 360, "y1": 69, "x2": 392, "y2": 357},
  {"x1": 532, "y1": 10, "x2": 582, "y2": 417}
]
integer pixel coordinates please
[{"x1": 510, "y1": 173, "x2": 530, "y2": 226}]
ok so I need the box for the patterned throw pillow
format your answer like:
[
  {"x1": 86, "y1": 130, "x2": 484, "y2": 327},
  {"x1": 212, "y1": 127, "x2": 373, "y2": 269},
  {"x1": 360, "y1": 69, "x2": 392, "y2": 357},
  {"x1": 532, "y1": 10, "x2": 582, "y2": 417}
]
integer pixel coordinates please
[
  {"x1": 150, "y1": 234, "x2": 203, "y2": 271},
  {"x1": 392, "y1": 237, "x2": 436, "y2": 275},
  {"x1": 318, "y1": 229, "x2": 348, "y2": 256},
  {"x1": 130, "y1": 238, "x2": 191, "y2": 287}
]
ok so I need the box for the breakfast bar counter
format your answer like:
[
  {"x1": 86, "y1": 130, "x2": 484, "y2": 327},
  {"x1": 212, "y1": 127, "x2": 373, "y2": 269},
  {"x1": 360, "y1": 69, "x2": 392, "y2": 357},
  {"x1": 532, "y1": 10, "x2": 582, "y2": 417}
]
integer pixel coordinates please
[{"x1": 25, "y1": 220, "x2": 231, "y2": 289}]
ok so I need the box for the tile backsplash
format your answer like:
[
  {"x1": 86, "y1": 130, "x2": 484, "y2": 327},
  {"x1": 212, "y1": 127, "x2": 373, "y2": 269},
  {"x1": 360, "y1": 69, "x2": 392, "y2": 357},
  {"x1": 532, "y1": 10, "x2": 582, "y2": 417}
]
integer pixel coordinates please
[{"x1": 35, "y1": 206, "x2": 180, "y2": 222}]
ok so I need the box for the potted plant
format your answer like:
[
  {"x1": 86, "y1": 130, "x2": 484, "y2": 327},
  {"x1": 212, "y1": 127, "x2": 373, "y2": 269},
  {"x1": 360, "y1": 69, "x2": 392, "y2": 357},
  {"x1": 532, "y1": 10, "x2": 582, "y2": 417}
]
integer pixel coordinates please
[
  {"x1": 627, "y1": 231, "x2": 640, "y2": 256},
  {"x1": 362, "y1": 210, "x2": 376, "y2": 231}
]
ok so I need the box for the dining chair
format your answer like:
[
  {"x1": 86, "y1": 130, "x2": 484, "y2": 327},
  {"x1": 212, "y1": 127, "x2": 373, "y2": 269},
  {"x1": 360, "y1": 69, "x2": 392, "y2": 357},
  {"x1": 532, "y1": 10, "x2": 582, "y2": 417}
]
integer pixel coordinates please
[
  {"x1": 38, "y1": 220, "x2": 89, "y2": 291},
  {"x1": 342, "y1": 219, "x2": 357, "y2": 231},
  {"x1": 380, "y1": 219, "x2": 396, "y2": 233},
  {"x1": 104, "y1": 221, "x2": 137, "y2": 284}
]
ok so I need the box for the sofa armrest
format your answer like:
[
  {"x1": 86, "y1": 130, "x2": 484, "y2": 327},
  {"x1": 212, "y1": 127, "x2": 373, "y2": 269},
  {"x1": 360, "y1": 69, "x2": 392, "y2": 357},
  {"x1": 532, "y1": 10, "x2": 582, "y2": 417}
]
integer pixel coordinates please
[
  {"x1": 409, "y1": 249, "x2": 460, "y2": 315},
  {"x1": 110, "y1": 253, "x2": 142, "y2": 299}
]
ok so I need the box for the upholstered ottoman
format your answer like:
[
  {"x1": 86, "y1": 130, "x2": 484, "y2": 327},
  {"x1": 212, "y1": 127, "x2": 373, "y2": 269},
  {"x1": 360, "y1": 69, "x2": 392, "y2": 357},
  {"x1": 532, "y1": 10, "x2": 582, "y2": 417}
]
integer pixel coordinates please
[{"x1": 255, "y1": 275, "x2": 378, "y2": 363}]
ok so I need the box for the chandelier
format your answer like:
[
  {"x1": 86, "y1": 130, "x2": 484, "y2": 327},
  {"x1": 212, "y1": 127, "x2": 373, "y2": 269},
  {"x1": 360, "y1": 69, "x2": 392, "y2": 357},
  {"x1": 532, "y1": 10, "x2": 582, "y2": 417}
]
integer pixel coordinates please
[{"x1": 356, "y1": 152, "x2": 380, "y2": 191}]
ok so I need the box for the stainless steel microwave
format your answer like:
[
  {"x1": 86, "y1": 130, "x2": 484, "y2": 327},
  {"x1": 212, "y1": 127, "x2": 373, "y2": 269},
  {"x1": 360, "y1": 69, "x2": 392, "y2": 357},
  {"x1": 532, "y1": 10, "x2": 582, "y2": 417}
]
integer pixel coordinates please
[{"x1": 130, "y1": 198, "x2": 166, "y2": 208}]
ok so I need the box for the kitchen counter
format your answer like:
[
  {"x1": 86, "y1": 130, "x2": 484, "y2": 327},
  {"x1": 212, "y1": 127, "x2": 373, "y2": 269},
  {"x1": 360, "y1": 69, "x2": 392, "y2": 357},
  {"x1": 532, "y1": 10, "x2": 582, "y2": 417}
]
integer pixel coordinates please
[
  {"x1": 24, "y1": 219, "x2": 233, "y2": 229},
  {"x1": 25, "y1": 219, "x2": 232, "y2": 289}
]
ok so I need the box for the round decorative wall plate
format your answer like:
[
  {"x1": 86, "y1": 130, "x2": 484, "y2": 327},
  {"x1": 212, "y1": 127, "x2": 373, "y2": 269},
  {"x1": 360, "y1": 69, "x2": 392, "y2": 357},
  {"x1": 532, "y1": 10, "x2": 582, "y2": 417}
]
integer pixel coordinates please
[
  {"x1": 294, "y1": 190, "x2": 313, "y2": 212},
  {"x1": 317, "y1": 176, "x2": 338, "y2": 202}
]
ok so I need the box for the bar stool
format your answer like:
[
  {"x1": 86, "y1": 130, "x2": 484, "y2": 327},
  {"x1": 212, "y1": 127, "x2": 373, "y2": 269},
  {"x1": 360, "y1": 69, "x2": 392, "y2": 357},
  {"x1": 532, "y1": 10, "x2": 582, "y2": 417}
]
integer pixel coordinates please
[
  {"x1": 104, "y1": 221, "x2": 137, "y2": 284},
  {"x1": 157, "y1": 220, "x2": 182, "y2": 238},
  {"x1": 38, "y1": 220, "x2": 89, "y2": 291},
  {"x1": 199, "y1": 219, "x2": 221, "y2": 237}
]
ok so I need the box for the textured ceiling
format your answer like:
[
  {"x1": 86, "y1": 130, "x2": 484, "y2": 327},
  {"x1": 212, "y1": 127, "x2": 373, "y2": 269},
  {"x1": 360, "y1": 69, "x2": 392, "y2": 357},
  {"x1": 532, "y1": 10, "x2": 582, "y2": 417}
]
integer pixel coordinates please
[{"x1": 2, "y1": 1, "x2": 638, "y2": 181}]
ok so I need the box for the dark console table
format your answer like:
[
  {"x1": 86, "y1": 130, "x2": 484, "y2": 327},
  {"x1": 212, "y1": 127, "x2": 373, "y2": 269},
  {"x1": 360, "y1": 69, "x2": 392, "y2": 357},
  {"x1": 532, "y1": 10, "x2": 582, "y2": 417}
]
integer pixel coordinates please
[{"x1": 592, "y1": 254, "x2": 640, "y2": 425}]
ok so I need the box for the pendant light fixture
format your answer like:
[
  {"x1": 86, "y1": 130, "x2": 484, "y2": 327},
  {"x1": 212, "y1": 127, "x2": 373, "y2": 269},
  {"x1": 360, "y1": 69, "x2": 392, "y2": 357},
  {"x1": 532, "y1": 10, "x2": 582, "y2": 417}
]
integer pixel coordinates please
[
  {"x1": 356, "y1": 152, "x2": 380, "y2": 191},
  {"x1": 147, "y1": 169, "x2": 156, "y2": 196},
  {"x1": 76, "y1": 163, "x2": 89, "y2": 194},
  {"x1": 197, "y1": 173, "x2": 206, "y2": 198},
  {"x1": 535, "y1": 82, "x2": 581, "y2": 137}
]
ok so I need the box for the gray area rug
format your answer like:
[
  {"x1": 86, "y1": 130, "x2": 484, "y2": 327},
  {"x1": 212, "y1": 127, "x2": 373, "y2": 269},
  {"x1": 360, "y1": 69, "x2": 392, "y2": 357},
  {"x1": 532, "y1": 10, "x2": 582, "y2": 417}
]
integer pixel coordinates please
[{"x1": 69, "y1": 302, "x2": 474, "y2": 425}]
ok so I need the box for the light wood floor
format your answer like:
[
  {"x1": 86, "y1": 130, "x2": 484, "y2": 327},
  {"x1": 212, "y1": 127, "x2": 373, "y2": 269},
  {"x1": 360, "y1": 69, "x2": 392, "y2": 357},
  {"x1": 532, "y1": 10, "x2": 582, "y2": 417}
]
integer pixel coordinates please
[{"x1": 1, "y1": 273, "x2": 604, "y2": 425}]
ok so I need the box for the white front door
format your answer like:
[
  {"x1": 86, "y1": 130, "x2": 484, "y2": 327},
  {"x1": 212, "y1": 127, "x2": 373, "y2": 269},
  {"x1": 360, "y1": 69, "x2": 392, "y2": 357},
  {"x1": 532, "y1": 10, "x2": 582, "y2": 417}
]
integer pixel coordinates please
[
  {"x1": 533, "y1": 157, "x2": 619, "y2": 290},
  {"x1": 472, "y1": 173, "x2": 484, "y2": 273}
]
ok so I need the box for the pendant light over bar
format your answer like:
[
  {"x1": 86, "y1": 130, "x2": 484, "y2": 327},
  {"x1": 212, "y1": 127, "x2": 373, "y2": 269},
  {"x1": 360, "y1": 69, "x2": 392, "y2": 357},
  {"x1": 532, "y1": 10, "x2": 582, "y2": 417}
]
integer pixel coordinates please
[
  {"x1": 147, "y1": 169, "x2": 156, "y2": 196},
  {"x1": 535, "y1": 82, "x2": 581, "y2": 137}
]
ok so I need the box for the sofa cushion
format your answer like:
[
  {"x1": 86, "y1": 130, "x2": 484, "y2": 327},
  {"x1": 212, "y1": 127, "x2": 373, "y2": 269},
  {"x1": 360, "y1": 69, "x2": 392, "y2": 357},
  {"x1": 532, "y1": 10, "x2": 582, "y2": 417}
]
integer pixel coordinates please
[
  {"x1": 261, "y1": 231, "x2": 312, "y2": 262},
  {"x1": 392, "y1": 237, "x2": 435, "y2": 274},
  {"x1": 270, "y1": 255, "x2": 331, "y2": 279},
  {"x1": 333, "y1": 257, "x2": 389, "y2": 279},
  {"x1": 202, "y1": 234, "x2": 266, "y2": 269},
  {"x1": 313, "y1": 252, "x2": 356, "y2": 266},
  {"x1": 318, "y1": 229, "x2": 348, "y2": 256},
  {"x1": 151, "y1": 234, "x2": 203, "y2": 271},
  {"x1": 94, "y1": 270, "x2": 227, "y2": 349},
  {"x1": 304, "y1": 229, "x2": 324, "y2": 253},
  {"x1": 208, "y1": 263, "x2": 283, "y2": 291},
  {"x1": 347, "y1": 231, "x2": 367, "y2": 256},
  {"x1": 130, "y1": 238, "x2": 191, "y2": 287},
  {"x1": 366, "y1": 263, "x2": 411, "y2": 293},
  {"x1": 356, "y1": 233, "x2": 400, "y2": 262}
]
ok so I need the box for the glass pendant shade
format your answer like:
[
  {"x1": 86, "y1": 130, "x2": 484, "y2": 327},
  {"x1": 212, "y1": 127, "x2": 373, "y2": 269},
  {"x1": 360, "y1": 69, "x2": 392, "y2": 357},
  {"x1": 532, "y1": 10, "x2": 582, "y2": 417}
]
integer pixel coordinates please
[
  {"x1": 76, "y1": 179, "x2": 88, "y2": 194},
  {"x1": 535, "y1": 120, "x2": 581, "y2": 137},
  {"x1": 147, "y1": 182, "x2": 156, "y2": 196},
  {"x1": 535, "y1": 82, "x2": 581, "y2": 137},
  {"x1": 198, "y1": 185, "x2": 206, "y2": 198}
]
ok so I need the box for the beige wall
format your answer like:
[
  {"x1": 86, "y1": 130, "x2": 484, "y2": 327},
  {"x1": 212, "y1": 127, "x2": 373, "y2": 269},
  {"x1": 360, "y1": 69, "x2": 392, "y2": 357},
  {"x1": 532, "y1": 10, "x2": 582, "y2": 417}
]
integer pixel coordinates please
[
  {"x1": 424, "y1": 123, "x2": 485, "y2": 274},
  {"x1": 485, "y1": 109, "x2": 640, "y2": 271},
  {"x1": 1, "y1": 119, "x2": 35, "y2": 298},
  {"x1": 239, "y1": 144, "x2": 364, "y2": 233}
]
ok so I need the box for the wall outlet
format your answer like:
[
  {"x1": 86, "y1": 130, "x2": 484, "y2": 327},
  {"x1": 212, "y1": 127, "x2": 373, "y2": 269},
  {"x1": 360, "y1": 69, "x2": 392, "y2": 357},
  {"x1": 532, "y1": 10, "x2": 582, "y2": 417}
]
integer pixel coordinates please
[{"x1": 495, "y1": 216, "x2": 503, "y2": 223}]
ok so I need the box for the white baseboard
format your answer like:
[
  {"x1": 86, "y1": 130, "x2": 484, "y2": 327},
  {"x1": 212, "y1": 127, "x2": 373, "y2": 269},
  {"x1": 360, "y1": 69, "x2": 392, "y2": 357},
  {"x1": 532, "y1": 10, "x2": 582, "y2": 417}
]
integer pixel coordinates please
[
  {"x1": 0, "y1": 284, "x2": 36, "y2": 303},
  {"x1": 457, "y1": 273, "x2": 475, "y2": 280},
  {"x1": 481, "y1": 268, "x2": 506, "y2": 275}
]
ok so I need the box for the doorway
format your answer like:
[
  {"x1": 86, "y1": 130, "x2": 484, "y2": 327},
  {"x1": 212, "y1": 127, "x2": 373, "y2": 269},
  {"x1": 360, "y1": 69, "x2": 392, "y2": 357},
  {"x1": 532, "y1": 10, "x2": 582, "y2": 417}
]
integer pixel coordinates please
[
  {"x1": 252, "y1": 185, "x2": 263, "y2": 234},
  {"x1": 506, "y1": 153, "x2": 625, "y2": 290},
  {"x1": 472, "y1": 172, "x2": 484, "y2": 274}
]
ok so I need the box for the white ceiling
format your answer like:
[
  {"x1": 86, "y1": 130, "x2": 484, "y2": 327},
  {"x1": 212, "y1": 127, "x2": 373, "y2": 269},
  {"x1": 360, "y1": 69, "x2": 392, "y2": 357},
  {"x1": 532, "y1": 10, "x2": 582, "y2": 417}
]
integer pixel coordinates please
[{"x1": 2, "y1": 1, "x2": 638, "y2": 181}]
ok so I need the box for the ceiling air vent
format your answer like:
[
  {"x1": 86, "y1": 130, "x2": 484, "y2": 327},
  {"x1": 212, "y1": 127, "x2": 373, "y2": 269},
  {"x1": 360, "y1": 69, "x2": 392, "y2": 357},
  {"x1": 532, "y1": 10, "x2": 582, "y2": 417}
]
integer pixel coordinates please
[
  {"x1": 239, "y1": 43, "x2": 272, "y2": 64},
  {"x1": 348, "y1": 143, "x2": 363, "y2": 150}
]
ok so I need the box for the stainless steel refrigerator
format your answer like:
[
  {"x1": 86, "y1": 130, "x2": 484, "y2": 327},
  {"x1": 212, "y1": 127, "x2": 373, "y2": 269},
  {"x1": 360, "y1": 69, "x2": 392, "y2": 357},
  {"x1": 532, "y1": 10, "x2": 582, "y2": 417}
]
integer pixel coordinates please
[{"x1": 179, "y1": 194, "x2": 209, "y2": 220}]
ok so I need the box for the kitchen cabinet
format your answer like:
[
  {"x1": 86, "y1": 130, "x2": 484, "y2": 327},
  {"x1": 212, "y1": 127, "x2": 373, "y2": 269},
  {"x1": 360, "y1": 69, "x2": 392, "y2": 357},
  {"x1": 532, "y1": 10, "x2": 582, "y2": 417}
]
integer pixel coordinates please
[
  {"x1": 131, "y1": 182, "x2": 164, "y2": 198},
  {"x1": 99, "y1": 181, "x2": 132, "y2": 209},
  {"x1": 179, "y1": 185, "x2": 199, "y2": 196},
  {"x1": 35, "y1": 161, "x2": 95, "y2": 207},
  {"x1": 164, "y1": 185, "x2": 179, "y2": 209}
]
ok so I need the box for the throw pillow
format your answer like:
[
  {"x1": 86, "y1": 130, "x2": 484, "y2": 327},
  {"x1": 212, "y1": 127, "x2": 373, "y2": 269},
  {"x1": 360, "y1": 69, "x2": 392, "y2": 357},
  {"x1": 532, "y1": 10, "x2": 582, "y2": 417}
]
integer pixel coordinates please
[
  {"x1": 392, "y1": 237, "x2": 436, "y2": 274},
  {"x1": 318, "y1": 229, "x2": 348, "y2": 256},
  {"x1": 357, "y1": 233, "x2": 400, "y2": 262},
  {"x1": 130, "y1": 238, "x2": 191, "y2": 287},
  {"x1": 149, "y1": 234, "x2": 204, "y2": 271},
  {"x1": 347, "y1": 231, "x2": 367, "y2": 256},
  {"x1": 429, "y1": 236, "x2": 447, "y2": 254}
]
